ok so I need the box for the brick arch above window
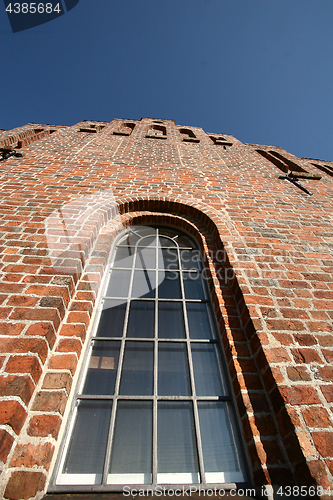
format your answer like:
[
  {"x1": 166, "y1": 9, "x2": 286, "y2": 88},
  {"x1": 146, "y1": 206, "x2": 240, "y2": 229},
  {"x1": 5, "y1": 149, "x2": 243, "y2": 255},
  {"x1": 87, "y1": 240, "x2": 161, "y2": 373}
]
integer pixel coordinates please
[
  {"x1": 43, "y1": 205, "x2": 308, "y2": 494},
  {"x1": 4, "y1": 198, "x2": 319, "y2": 498}
]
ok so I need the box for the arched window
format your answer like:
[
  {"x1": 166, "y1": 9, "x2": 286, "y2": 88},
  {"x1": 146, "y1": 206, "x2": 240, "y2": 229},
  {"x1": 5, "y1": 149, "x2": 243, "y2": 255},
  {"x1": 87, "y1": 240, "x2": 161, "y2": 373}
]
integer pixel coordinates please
[{"x1": 53, "y1": 226, "x2": 247, "y2": 491}]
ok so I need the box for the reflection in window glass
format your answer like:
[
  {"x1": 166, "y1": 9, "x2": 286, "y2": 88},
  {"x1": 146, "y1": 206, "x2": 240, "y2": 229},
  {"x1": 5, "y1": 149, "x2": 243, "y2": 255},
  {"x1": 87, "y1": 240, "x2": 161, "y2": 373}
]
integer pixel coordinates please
[
  {"x1": 135, "y1": 247, "x2": 156, "y2": 269},
  {"x1": 186, "y1": 303, "x2": 214, "y2": 339},
  {"x1": 180, "y1": 250, "x2": 200, "y2": 270},
  {"x1": 106, "y1": 270, "x2": 131, "y2": 297},
  {"x1": 158, "y1": 302, "x2": 185, "y2": 339},
  {"x1": 158, "y1": 236, "x2": 176, "y2": 248},
  {"x1": 113, "y1": 246, "x2": 134, "y2": 268},
  {"x1": 158, "y1": 343, "x2": 191, "y2": 396},
  {"x1": 160, "y1": 248, "x2": 178, "y2": 270},
  {"x1": 198, "y1": 402, "x2": 245, "y2": 483},
  {"x1": 96, "y1": 300, "x2": 126, "y2": 338},
  {"x1": 157, "y1": 402, "x2": 199, "y2": 483},
  {"x1": 61, "y1": 401, "x2": 112, "y2": 483},
  {"x1": 132, "y1": 270, "x2": 156, "y2": 299},
  {"x1": 183, "y1": 271, "x2": 205, "y2": 299},
  {"x1": 127, "y1": 301, "x2": 154, "y2": 338},
  {"x1": 191, "y1": 344, "x2": 227, "y2": 396},
  {"x1": 158, "y1": 271, "x2": 181, "y2": 299},
  {"x1": 119, "y1": 342, "x2": 154, "y2": 395},
  {"x1": 109, "y1": 401, "x2": 153, "y2": 484},
  {"x1": 83, "y1": 341, "x2": 120, "y2": 395}
]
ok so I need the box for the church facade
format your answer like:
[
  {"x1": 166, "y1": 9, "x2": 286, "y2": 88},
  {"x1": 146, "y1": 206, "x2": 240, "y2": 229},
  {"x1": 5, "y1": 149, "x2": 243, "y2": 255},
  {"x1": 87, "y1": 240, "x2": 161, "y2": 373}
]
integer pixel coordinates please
[{"x1": 0, "y1": 118, "x2": 332, "y2": 499}]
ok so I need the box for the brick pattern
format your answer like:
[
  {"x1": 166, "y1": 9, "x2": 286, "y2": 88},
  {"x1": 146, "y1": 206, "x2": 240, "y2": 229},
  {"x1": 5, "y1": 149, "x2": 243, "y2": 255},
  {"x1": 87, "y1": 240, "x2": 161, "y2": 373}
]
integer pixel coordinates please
[{"x1": 0, "y1": 118, "x2": 332, "y2": 499}]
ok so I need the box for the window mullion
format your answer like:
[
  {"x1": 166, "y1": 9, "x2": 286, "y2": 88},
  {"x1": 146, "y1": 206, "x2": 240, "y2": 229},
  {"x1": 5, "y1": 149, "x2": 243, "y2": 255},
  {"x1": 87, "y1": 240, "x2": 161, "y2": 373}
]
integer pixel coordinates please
[
  {"x1": 101, "y1": 240, "x2": 137, "y2": 484},
  {"x1": 101, "y1": 399, "x2": 117, "y2": 485},
  {"x1": 178, "y1": 242, "x2": 206, "y2": 484},
  {"x1": 153, "y1": 228, "x2": 159, "y2": 485}
]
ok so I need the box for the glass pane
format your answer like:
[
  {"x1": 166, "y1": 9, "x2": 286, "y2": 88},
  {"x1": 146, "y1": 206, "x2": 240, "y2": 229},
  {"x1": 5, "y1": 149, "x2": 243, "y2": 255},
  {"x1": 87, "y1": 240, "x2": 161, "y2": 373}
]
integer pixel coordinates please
[
  {"x1": 156, "y1": 227, "x2": 179, "y2": 239},
  {"x1": 176, "y1": 234, "x2": 196, "y2": 248},
  {"x1": 158, "y1": 302, "x2": 185, "y2": 339},
  {"x1": 127, "y1": 301, "x2": 154, "y2": 338},
  {"x1": 183, "y1": 271, "x2": 205, "y2": 299},
  {"x1": 198, "y1": 402, "x2": 245, "y2": 483},
  {"x1": 119, "y1": 342, "x2": 154, "y2": 395},
  {"x1": 118, "y1": 230, "x2": 145, "y2": 246},
  {"x1": 191, "y1": 344, "x2": 227, "y2": 396},
  {"x1": 180, "y1": 250, "x2": 200, "y2": 270},
  {"x1": 186, "y1": 303, "x2": 214, "y2": 339},
  {"x1": 159, "y1": 248, "x2": 179, "y2": 270},
  {"x1": 83, "y1": 341, "x2": 120, "y2": 395},
  {"x1": 158, "y1": 343, "x2": 191, "y2": 396},
  {"x1": 137, "y1": 235, "x2": 157, "y2": 246},
  {"x1": 109, "y1": 401, "x2": 153, "y2": 484},
  {"x1": 61, "y1": 401, "x2": 112, "y2": 482},
  {"x1": 106, "y1": 270, "x2": 131, "y2": 298},
  {"x1": 136, "y1": 226, "x2": 156, "y2": 236},
  {"x1": 96, "y1": 300, "x2": 126, "y2": 338},
  {"x1": 158, "y1": 236, "x2": 176, "y2": 248},
  {"x1": 113, "y1": 246, "x2": 135, "y2": 268},
  {"x1": 158, "y1": 271, "x2": 181, "y2": 299},
  {"x1": 132, "y1": 270, "x2": 155, "y2": 299},
  {"x1": 135, "y1": 247, "x2": 156, "y2": 269},
  {"x1": 157, "y1": 402, "x2": 199, "y2": 483}
]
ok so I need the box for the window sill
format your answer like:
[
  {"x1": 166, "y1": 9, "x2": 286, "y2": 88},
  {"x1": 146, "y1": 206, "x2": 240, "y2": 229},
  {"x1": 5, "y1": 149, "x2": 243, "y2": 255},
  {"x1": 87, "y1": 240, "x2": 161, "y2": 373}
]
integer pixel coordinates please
[{"x1": 45, "y1": 492, "x2": 255, "y2": 500}]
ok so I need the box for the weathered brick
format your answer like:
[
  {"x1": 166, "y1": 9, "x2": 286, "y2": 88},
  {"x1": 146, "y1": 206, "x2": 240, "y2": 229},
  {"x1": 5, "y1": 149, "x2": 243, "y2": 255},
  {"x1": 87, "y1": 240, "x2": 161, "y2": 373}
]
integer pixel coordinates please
[
  {"x1": 320, "y1": 385, "x2": 333, "y2": 403},
  {"x1": 322, "y1": 349, "x2": 333, "y2": 363},
  {"x1": 0, "y1": 400, "x2": 27, "y2": 434},
  {"x1": 25, "y1": 322, "x2": 56, "y2": 349},
  {"x1": 311, "y1": 432, "x2": 333, "y2": 458},
  {"x1": 279, "y1": 386, "x2": 320, "y2": 405},
  {"x1": 25, "y1": 284, "x2": 70, "y2": 305},
  {"x1": 302, "y1": 407, "x2": 332, "y2": 428},
  {"x1": 4, "y1": 471, "x2": 46, "y2": 500},
  {"x1": 262, "y1": 347, "x2": 292, "y2": 364},
  {"x1": 291, "y1": 348, "x2": 323, "y2": 364},
  {"x1": 287, "y1": 366, "x2": 311, "y2": 381},
  {"x1": 32, "y1": 390, "x2": 67, "y2": 414},
  {"x1": 27, "y1": 414, "x2": 61, "y2": 439},
  {"x1": 6, "y1": 296, "x2": 39, "y2": 307},
  {"x1": 56, "y1": 337, "x2": 82, "y2": 356},
  {"x1": 9, "y1": 307, "x2": 60, "y2": 330},
  {"x1": 48, "y1": 353, "x2": 78, "y2": 375},
  {"x1": 5, "y1": 355, "x2": 42, "y2": 384},
  {"x1": 0, "y1": 337, "x2": 48, "y2": 363},
  {"x1": 10, "y1": 442, "x2": 54, "y2": 470},
  {"x1": 0, "y1": 429, "x2": 15, "y2": 463},
  {"x1": 0, "y1": 323, "x2": 25, "y2": 336},
  {"x1": 318, "y1": 366, "x2": 333, "y2": 381},
  {"x1": 42, "y1": 372, "x2": 72, "y2": 394},
  {"x1": 67, "y1": 310, "x2": 90, "y2": 328},
  {"x1": 0, "y1": 375, "x2": 35, "y2": 405},
  {"x1": 59, "y1": 323, "x2": 86, "y2": 341},
  {"x1": 293, "y1": 333, "x2": 317, "y2": 346}
]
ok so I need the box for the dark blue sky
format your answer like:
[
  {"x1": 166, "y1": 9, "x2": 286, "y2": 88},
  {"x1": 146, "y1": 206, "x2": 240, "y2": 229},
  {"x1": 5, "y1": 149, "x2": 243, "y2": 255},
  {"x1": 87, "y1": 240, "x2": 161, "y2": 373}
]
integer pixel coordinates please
[{"x1": 1, "y1": 0, "x2": 333, "y2": 160}]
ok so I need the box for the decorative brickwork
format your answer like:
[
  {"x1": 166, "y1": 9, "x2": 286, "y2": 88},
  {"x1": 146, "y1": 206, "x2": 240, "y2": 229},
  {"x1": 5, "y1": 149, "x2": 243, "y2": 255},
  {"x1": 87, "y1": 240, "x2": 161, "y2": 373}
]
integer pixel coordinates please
[{"x1": 0, "y1": 118, "x2": 332, "y2": 499}]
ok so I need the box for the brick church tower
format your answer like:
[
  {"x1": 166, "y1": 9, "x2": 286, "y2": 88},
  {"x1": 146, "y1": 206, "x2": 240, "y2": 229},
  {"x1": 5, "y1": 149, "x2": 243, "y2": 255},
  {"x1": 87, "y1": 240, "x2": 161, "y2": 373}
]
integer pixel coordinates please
[{"x1": 0, "y1": 118, "x2": 332, "y2": 500}]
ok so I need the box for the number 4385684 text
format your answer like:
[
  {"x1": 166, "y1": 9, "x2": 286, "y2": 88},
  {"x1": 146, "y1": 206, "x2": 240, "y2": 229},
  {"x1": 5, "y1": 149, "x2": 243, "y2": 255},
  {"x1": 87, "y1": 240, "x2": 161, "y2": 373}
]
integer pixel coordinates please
[{"x1": 6, "y1": 3, "x2": 61, "y2": 14}]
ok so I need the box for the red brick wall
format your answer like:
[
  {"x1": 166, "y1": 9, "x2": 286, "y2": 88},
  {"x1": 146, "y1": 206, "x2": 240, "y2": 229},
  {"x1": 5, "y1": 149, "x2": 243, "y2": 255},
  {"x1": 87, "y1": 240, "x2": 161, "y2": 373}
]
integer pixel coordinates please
[{"x1": 0, "y1": 118, "x2": 332, "y2": 499}]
